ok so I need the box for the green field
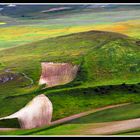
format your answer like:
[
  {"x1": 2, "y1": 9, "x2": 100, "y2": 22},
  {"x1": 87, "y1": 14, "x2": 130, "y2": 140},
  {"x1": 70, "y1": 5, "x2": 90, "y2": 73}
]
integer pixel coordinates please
[{"x1": 0, "y1": 30, "x2": 140, "y2": 120}]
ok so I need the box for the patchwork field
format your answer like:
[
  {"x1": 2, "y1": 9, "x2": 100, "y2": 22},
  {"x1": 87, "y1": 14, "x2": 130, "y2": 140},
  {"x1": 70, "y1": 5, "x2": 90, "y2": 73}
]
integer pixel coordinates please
[
  {"x1": 0, "y1": 6, "x2": 140, "y2": 50},
  {"x1": 0, "y1": 19, "x2": 140, "y2": 50}
]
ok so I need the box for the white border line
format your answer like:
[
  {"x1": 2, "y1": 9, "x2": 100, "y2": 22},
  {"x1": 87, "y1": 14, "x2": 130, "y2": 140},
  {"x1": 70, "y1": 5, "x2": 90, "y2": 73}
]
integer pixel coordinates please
[{"x1": 0, "y1": 3, "x2": 140, "y2": 5}]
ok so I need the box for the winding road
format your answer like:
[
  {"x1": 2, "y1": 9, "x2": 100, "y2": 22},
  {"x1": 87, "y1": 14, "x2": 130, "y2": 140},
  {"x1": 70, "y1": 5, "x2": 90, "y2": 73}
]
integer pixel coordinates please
[
  {"x1": 0, "y1": 103, "x2": 130, "y2": 132},
  {"x1": 80, "y1": 118, "x2": 140, "y2": 135},
  {"x1": 1, "y1": 102, "x2": 140, "y2": 135},
  {"x1": 50, "y1": 103, "x2": 130, "y2": 126}
]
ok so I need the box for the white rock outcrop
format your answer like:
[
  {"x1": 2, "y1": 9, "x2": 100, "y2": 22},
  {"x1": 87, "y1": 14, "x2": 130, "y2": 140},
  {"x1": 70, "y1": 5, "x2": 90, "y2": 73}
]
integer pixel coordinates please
[
  {"x1": 39, "y1": 62, "x2": 79, "y2": 87},
  {"x1": 0, "y1": 94, "x2": 53, "y2": 129}
]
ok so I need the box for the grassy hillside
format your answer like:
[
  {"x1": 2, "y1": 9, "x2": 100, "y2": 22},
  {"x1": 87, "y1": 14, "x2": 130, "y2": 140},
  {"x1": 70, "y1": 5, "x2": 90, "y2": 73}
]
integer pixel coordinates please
[
  {"x1": 0, "y1": 30, "x2": 140, "y2": 122},
  {"x1": 0, "y1": 4, "x2": 140, "y2": 135},
  {"x1": 0, "y1": 30, "x2": 139, "y2": 85}
]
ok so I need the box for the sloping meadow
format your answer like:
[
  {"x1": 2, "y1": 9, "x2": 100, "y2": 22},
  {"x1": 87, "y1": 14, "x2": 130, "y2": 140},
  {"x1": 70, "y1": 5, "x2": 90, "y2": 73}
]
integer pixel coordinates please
[{"x1": 0, "y1": 30, "x2": 140, "y2": 130}]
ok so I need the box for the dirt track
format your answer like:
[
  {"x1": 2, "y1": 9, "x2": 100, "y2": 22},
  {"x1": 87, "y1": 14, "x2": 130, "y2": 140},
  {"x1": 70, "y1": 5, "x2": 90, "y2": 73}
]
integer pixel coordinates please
[
  {"x1": 50, "y1": 103, "x2": 130, "y2": 126},
  {"x1": 78, "y1": 118, "x2": 140, "y2": 135},
  {"x1": 0, "y1": 103, "x2": 130, "y2": 132}
]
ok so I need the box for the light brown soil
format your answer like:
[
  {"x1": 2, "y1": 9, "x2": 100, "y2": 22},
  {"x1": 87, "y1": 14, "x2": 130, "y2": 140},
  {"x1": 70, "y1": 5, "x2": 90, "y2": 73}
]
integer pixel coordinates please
[
  {"x1": 39, "y1": 62, "x2": 79, "y2": 87},
  {"x1": 80, "y1": 118, "x2": 140, "y2": 135}
]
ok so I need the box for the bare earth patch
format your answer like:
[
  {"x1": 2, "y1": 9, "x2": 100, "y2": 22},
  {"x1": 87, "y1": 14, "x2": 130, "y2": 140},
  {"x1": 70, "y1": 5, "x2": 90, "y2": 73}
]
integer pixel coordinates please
[
  {"x1": 39, "y1": 62, "x2": 79, "y2": 87},
  {"x1": 0, "y1": 94, "x2": 53, "y2": 129}
]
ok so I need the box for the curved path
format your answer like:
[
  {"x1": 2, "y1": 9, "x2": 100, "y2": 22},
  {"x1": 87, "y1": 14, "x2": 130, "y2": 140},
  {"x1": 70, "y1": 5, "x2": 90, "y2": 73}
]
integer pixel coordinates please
[
  {"x1": 21, "y1": 72, "x2": 34, "y2": 86},
  {"x1": 0, "y1": 103, "x2": 130, "y2": 132},
  {"x1": 77, "y1": 118, "x2": 140, "y2": 135},
  {"x1": 4, "y1": 69, "x2": 34, "y2": 86},
  {"x1": 50, "y1": 103, "x2": 130, "y2": 126}
]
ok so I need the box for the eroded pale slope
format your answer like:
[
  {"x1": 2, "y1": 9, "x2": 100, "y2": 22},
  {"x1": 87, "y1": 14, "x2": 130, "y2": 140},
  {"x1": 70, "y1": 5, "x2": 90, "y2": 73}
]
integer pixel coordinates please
[
  {"x1": 39, "y1": 62, "x2": 79, "y2": 87},
  {"x1": 0, "y1": 94, "x2": 53, "y2": 129}
]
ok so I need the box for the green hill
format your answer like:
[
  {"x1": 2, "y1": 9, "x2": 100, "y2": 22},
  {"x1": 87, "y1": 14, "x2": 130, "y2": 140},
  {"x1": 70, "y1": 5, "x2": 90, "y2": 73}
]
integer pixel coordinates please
[
  {"x1": 0, "y1": 30, "x2": 139, "y2": 86},
  {"x1": 0, "y1": 30, "x2": 140, "y2": 126}
]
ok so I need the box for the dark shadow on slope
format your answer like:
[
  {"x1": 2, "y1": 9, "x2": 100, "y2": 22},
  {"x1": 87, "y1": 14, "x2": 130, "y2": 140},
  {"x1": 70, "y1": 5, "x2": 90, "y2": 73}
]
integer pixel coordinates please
[{"x1": 0, "y1": 118, "x2": 20, "y2": 128}]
